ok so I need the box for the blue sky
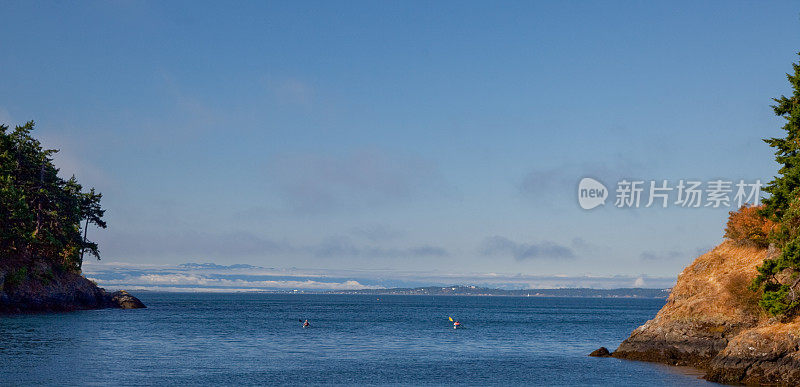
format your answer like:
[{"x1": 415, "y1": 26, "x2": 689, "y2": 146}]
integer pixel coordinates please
[{"x1": 2, "y1": 1, "x2": 800, "y2": 289}]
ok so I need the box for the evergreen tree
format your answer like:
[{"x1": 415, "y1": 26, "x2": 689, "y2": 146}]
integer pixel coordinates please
[
  {"x1": 754, "y1": 53, "x2": 800, "y2": 317},
  {"x1": 0, "y1": 121, "x2": 105, "y2": 273},
  {"x1": 762, "y1": 53, "x2": 800, "y2": 221}
]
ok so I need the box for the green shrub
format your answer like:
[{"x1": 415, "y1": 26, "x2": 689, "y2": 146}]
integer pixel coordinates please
[{"x1": 752, "y1": 237, "x2": 800, "y2": 317}]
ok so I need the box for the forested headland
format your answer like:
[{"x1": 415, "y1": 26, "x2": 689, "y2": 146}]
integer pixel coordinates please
[{"x1": 0, "y1": 121, "x2": 143, "y2": 312}]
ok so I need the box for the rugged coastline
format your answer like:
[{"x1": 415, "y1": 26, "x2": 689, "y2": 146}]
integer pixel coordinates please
[
  {"x1": 0, "y1": 263, "x2": 145, "y2": 313},
  {"x1": 601, "y1": 241, "x2": 800, "y2": 385},
  {"x1": 0, "y1": 122, "x2": 144, "y2": 314}
]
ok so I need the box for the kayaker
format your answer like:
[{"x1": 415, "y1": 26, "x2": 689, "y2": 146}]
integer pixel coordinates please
[
  {"x1": 453, "y1": 320, "x2": 461, "y2": 329},
  {"x1": 303, "y1": 319, "x2": 310, "y2": 328}
]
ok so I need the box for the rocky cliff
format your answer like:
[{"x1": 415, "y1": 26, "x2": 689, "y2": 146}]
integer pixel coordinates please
[
  {"x1": 609, "y1": 241, "x2": 800, "y2": 385},
  {"x1": 0, "y1": 261, "x2": 145, "y2": 313}
]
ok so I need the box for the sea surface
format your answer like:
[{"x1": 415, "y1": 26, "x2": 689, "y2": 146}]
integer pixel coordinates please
[{"x1": 0, "y1": 293, "x2": 715, "y2": 386}]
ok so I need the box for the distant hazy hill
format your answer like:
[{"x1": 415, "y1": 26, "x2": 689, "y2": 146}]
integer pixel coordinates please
[
  {"x1": 328, "y1": 285, "x2": 670, "y2": 298},
  {"x1": 178, "y1": 263, "x2": 263, "y2": 270}
]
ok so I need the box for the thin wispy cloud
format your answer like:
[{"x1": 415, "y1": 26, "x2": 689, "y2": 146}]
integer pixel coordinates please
[
  {"x1": 102, "y1": 230, "x2": 291, "y2": 259},
  {"x1": 639, "y1": 250, "x2": 683, "y2": 261},
  {"x1": 349, "y1": 224, "x2": 404, "y2": 242},
  {"x1": 265, "y1": 148, "x2": 447, "y2": 213},
  {"x1": 313, "y1": 236, "x2": 448, "y2": 259},
  {"x1": 518, "y1": 158, "x2": 649, "y2": 204},
  {"x1": 639, "y1": 246, "x2": 712, "y2": 262},
  {"x1": 270, "y1": 78, "x2": 314, "y2": 106},
  {"x1": 100, "y1": 230, "x2": 449, "y2": 261},
  {"x1": 479, "y1": 236, "x2": 575, "y2": 261}
]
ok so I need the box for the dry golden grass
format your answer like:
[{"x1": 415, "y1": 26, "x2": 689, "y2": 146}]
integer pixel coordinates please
[
  {"x1": 654, "y1": 240, "x2": 770, "y2": 325},
  {"x1": 755, "y1": 320, "x2": 800, "y2": 335}
]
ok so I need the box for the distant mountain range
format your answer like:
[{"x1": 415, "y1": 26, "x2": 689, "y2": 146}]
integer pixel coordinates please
[
  {"x1": 327, "y1": 285, "x2": 671, "y2": 298},
  {"x1": 177, "y1": 263, "x2": 266, "y2": 270}
]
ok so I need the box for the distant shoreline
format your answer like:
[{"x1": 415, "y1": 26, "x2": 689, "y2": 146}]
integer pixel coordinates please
[
  {"x1": 121, "y1": 286, "x2": 670, "y2": 299},
  {"x1": 326, "y1": 286, "x2": 670, "y2": 298}
]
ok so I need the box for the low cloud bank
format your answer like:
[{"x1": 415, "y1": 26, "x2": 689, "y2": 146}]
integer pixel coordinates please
[
  {"x1": 82, "y1": 261, "x2": 676, "y2": 292},
  {"x1": 88, "y1": 273, "x2": 376, "y2": 291}
]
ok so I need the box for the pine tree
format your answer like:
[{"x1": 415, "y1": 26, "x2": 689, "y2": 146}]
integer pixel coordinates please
[
  {"x1": 754, "y1": 53, "x2": 800, "y2": 317},
  {"x1": 762, "y1": 53, "x2": 800, "y2": 222},
  {"x1": 0, "y1": 121, "x2": 106, "y2": 275}
]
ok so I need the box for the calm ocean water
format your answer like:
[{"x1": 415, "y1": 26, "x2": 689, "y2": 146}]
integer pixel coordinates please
[{"x1": 0, "y1": 293, "x2": 713, "y2": 386}]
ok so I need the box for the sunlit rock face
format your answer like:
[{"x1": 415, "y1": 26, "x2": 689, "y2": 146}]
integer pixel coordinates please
[{"x1": 611, "y1": 241, "x2": 800, "y2": 385}]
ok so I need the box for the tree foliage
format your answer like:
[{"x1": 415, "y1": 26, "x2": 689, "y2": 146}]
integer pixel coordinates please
[
  {"x1": 762, "y1": 54, "x2": 800, "y2": 222},
  {"x1": 724, "y1": 204, "x2": 776, "y2": 248},
  {"x1": 753, "y1": 53, "x2": 800, "y2": 317},
  {"x1": 0, "y1": 121, "x2": 105, "y2": 273}
]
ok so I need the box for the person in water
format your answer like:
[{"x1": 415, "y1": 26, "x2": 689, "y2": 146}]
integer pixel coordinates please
[
  {"x1": 303, "y1": 319, "x2": 310, "y2": 328},
  {"x1": 453, "y1": 321, "x2": 461, "y2": 329}
]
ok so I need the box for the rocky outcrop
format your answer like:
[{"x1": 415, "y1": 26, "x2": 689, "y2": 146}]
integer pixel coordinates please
[
  {"x1": 589, "y1": 347, "x2": 612, "y2": 357},
  {"x1": 109, "y1": 290, "x2": 146, "y2": 309},
  {"x1": 608, "y1": 241, "x2": 800, "y2": 385},
  {"x1": 706, "y1": 323, "x2": 800, "y2": 385},
  {"x1": 0, "y1": 262, "x2": 145, "y2": 313}
]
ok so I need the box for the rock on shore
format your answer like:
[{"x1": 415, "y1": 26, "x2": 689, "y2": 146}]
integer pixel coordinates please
[
  {"x1": 589, "y1": 347, "x2": 612, "y2": 357},
  {"x1": 607, "y1": 241, "x2": 800, "y2": 385}
]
